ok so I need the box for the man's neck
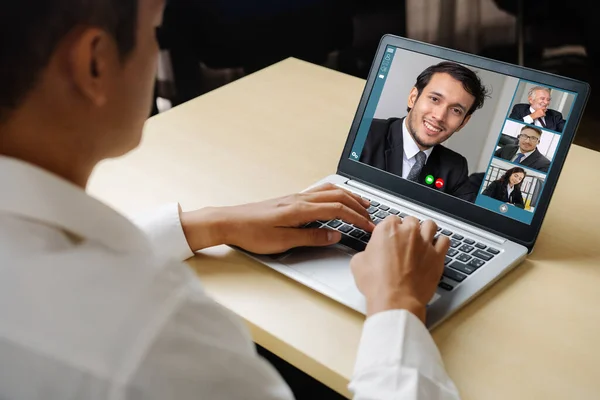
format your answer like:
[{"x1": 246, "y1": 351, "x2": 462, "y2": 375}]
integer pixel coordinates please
[{"x1": 0, "y1": 114, "x2": 95, "y2": 188}]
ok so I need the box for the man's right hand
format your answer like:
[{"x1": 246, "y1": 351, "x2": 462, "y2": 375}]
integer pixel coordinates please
[
  {"x1": 350, "y1": 216, "x2": 450, "y2": 323},
  {"x1": 529, "y1": 108, "x2": 546, "y2": 120}
]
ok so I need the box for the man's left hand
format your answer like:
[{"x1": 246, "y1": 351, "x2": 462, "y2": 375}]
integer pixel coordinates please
[{"x1": 180, "y1": 183, "x2": 374, "y2": 254}]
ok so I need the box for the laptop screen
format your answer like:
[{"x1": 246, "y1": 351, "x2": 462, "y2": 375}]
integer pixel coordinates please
[{"x1": 349, "y1": 45, "x2": 577, "y2": 225}]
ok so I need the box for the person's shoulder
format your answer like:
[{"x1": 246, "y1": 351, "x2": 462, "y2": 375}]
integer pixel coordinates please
[
  {"x1": 434, "y1": 144, "x2": 468, "y2": 165},
  {"x1": 547, "y1": 108, "x2": 564, "y2": 118},
  {"x1": 511, "y1": 103, "x2": 529, "y2": 111},
  {"x1": 533, "y1": 147, "x2": 551, "y2": 161},
  {"x1": 365, "y1": 117, "x2": 403, "y2": 144},
  {"x1": 370, "y1": 117, "x2": 402, "y2": 129}
]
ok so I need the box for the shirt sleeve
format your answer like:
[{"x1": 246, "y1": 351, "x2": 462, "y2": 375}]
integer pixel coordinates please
[
  {"x1": 131, "y1": 203, "x2": 195, "y2": 262},
  {"x1": 349, "y1": 310, "x2": 461, "y2": 400},
  {"x1": 523, "y1": 115, "x2": 534, "y2": 124}
]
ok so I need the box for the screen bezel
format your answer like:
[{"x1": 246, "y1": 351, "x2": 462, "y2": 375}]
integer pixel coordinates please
[{"x1": 337, "y1": 34, "x2": 590, "y2": 251}]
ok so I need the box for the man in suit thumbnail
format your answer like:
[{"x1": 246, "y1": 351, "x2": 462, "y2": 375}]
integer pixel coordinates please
[
  {"x1": 359, "y1": 61, "x2": 489, "y2": 198},
  {"x1": 509, "y1": 86, "x2": 566, "y2": 133},
  {"x1": 495, "y1": 125, "x2": 551, "y2": 172}
]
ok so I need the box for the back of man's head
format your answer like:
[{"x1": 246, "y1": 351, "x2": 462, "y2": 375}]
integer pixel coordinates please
[{"x1": 0, "y1": 0, "x2": 138, "y2": 122}]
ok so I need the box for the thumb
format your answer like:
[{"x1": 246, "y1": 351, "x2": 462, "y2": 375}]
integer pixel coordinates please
[{"x1": 281, "y1": 228, "x2": 342, "y2": 248}]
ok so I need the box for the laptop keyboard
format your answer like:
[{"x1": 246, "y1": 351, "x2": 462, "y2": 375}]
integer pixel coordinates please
[{"x1": 305, "y1": 195, "x2": 501, "y2": 292}]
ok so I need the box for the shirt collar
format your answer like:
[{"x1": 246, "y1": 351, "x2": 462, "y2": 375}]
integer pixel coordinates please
[
  {"x1": 517, "y1": 148, "x2": 535, "y2": 157},
  {"x1": 402, "y1": 119, "x2": 434, "y2": 161},
  {"x1": 0, "y1": 156, "x2": 151, "y2": 254}
]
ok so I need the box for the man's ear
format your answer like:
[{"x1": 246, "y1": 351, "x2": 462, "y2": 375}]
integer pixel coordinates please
[
  {"x1": 407, "y1": 87, "x2": 418, "y2": 109},
  {"x1": 68, "y1": 28, "x2": 118, "y2": 107}
]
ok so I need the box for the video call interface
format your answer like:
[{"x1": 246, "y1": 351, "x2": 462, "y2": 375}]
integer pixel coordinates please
[{"x1": 349, "y1": 45, "x2": 577, "y2": 225}]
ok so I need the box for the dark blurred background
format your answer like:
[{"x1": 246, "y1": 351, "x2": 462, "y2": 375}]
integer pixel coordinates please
[{"x1": 153, "y1": 0, "x2": 598, "y2": 150}]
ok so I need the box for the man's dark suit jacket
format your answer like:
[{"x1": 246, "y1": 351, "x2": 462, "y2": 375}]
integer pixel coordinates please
[
  {"x1": 509, "y1": 103, "x2": 565, "y2": 133},
  {"x1": 494, "y1": 144, "x2": 551, "y2": 173},
  {"x1": 358, "y1": 118, "x2": 470, "y2": 198},
  {"x1": 482, "y1": 180, "x2": 525, "y2": 208}
]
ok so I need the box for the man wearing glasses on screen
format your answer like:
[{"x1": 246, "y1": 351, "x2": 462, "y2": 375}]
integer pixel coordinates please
[{"x1": 495, "y1": 126, "x2": 551, "y2": 172}]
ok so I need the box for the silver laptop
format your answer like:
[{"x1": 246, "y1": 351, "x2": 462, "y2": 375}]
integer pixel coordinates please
[{"x1": 236, "y1": 35, "x2": 590, "y2": 329}]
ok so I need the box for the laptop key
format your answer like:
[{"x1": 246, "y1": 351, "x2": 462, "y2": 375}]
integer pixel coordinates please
[
  {"x1": 375, "y1": 211, "x2": 389, "y2": 219},
  {"x1": 339, "y1": 234, "x2": 366, "y2": 252},
  {"x1": 378, "y1": 204, "x2": 390, "y2": 211},
  {"x1": 367, "y1": 206, "x2": 378, "y2": 214},
  {"x1": 370, "y1": 200, "x2": 380, "y2": 207},
  {"x1": 487, "y1": 248, "x2": 500, "y2": 255},
  {"x1": 438, "y1": 282, "x2": 454, "y2": 291},
  {"x1": 441, "y1": 229, "x2": 453, "y2": 236},
  {"x1": 399, "y1": 213, "x2": 408, "y2": 218},
  {"x1": 450, "y1": 239, "x2": 461, "y2": 248},
  {"x1": 338, "y1": 224, "x2": 353, "y2": 234},
  {"x1": 360, "y1": 233, "x2": 372, "y2": 243},
  {"x1": 447, "y1": 248, "x2": 459, "y2": 257},
  {"x1": 305, "y1": 221, "x2": 322, "y2": 229},
  {"x1": 458, "y1": 244, "x2": 474, "y2": 253},
  {"x1": 472, "y1": 249, "x2": 493, "y2": 261},
  {"x1": 450, "y1": 261, "x2": 477, "y2": 275},
  {"x1": 464, "y1": 238, "x2": 475, "y2": 245},
  {"x1": 326, "y1": 220, "x2": 342, "y2": 228},
  {"x1": 452, "y1": 234, "x2": 464, "y2": 240},
  {"x1": 349, "y1": 229, "x2": 364, "y2": 239},
  {"x1": 389, "y1": 208, "x2": 400, "y2": 215},
  {"x1": 373, "y1": 218, "x2": 383, "y2": 225},
  {"x1": 468, "y1": 258, "x2": 485, "y2": 269},
  {"x1": 456, "y1": 253, "x2": 472, "y2": 263},
  {"x1": 475, "y1": 242, "x2": 487, "y2": 250},
  {"x1": 443, "y1": 267, "x2": 467, "y2": 282},
  {"x1": 444, "y1": 256, "x2": 452, "y2": 265},
  {"x1": 437, "y1": 226, "x2": 442, "y2": 232}
]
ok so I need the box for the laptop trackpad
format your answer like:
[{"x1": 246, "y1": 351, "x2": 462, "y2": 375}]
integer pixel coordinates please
[{"x1": 278, "y1": 246, "x2": 356, "y2": 293}]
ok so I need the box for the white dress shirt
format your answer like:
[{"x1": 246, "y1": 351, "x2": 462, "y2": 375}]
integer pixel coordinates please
[
  {"x1": 522, "y1": 106, "x2": 547, "y2": 127},
  {"x1": 511, "y1": 148, "x2": 534, "y2": 163},
  {"x1": 0, "y1": 155, "x2": 460, "y2": 400},
  {"x1": 507, "y1": 184, "x2": 515, "y2": 198},
  {"x1": 402, "y1": 119, "x2": 434, "y2": 179}
]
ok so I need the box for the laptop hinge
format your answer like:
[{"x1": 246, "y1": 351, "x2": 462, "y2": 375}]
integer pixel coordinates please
[{"x1": 345, "y1": 179, "x2": 506, "y2": 245}]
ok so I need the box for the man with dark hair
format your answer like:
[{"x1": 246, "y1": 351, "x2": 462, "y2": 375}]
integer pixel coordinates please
[
  {"x1": 359, "y1": 61, "x2": 489, "y2": 198},
  {"x1": 0, "y1": 1, "x2": 458, "y2": 399},
  {"x1": 495, "y1": 125, "x2": 551, "y2": 172},
  {"x1": 509, "y1": 86, "x2": 566, "y2": 133}
]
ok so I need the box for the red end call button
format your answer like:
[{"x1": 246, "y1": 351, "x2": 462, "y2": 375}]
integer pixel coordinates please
[{"x1": 435, "y1": 178, "x2": 445, "y2": 189}]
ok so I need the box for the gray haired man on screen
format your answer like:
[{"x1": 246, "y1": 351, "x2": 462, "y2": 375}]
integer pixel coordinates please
[{"x1": 509, "y1": 86, "x2": 566, "y2": 133}]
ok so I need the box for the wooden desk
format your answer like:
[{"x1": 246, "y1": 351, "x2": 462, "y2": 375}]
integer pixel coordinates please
[{"x1": 88, "y1": 58, "x2": 600, "y2": 399}]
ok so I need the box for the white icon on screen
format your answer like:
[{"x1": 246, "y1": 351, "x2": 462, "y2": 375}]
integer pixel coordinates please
[
  {"x1": 384, "y1": 54, "x2": 391, "y2": 61},
  {"x1": 378, "y1": 74, "x2": 385, "y2": 79},
  {"x1": 351, "y1": 152, "x2": 358, "y2": 158},
  {"x1": 500, "y1": 204, "x2": 508, "y2": 213},
  {"x1": 386, "y1": 48, "x2": 394, "y2": 53}
]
